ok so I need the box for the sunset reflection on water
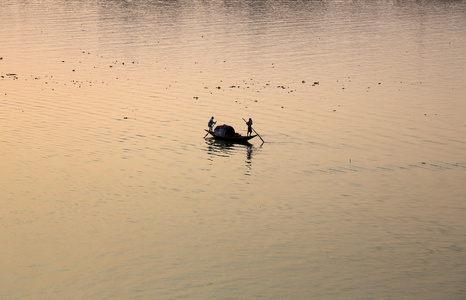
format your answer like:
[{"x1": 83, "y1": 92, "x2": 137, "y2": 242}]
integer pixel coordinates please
[{"x1": 1, "y1": 0, "x2": 466, "y2": 298}]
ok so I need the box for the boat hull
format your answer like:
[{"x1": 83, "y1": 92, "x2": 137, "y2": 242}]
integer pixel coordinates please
[{"x1": 205, "y1": 130, "x2": 256, "y2": 142}]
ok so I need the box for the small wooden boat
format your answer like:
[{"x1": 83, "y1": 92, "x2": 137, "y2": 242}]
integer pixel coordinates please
[{"x1": 205, "y1": 124, "x2": 256, "y2": 142}]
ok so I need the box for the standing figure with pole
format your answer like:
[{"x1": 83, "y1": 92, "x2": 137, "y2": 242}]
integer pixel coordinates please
[
  {"x1": 242, "y1": 118, "x2": 265, "y2": 143},
  {"x1": 208, "y1": 116, "x2": 216, "y2": 131},
  {"x1": 246, "y1": 118, "x2": 253, "y2": 136}
]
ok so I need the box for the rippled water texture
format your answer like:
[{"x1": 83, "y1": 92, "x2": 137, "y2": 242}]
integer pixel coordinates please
[{"x1": 1, "y1": 0, "x2": 465, "y2": 298}]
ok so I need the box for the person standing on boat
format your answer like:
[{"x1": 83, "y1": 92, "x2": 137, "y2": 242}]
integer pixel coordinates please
[
  {"x1": 208, "y1": 116, "x2": 216, "y2": 131},
  {"x1": 246, "y1": 118, "x2": 253, "y2": 136}
]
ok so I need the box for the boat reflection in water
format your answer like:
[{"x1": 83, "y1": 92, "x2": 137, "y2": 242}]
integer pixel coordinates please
[
  {"x1": 204, "y1": 137, "x2": 252, "y2": 157},
  {"x1": 204, "y1": 138, "x2": 257, "y2": 174}
]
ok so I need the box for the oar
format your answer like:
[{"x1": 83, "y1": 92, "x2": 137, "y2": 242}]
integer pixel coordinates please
[{"x1": 243, "y1": 118, "x2": 265, "y2": 143}]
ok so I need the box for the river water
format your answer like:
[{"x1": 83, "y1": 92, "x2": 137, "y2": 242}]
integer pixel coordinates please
[{"x1": 1, "y1": 0, "x2": 465, "y2": 298}]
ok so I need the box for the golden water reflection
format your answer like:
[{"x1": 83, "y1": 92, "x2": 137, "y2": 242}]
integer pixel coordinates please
[{"x1": 1, "y1": 0, "x2": 466, "y2": 298}]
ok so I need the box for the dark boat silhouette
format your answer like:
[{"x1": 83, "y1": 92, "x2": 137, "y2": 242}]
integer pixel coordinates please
[{"x1": 205, "y1": 124, "x2": 256, "y2": 142}]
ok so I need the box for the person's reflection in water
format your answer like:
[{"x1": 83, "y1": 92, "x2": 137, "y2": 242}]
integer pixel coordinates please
[
  {"x1": 246, "y1": 144, "x2": 253, "y2": 161},
  {"x1": 245, "y1": 143, "x2": 253, "y2": 174}
]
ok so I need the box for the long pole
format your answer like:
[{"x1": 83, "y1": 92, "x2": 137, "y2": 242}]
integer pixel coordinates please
[{"x1": 243, "y1": 118, "x2": 265, "y2": 143}]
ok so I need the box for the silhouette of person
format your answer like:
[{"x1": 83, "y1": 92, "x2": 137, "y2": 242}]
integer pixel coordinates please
[
  {"x1": 208, "y1": 116, "x2": 216, "y2": 131},
  {"x1": 246, "y1": 118, "x2": 253, "y2": 136}
]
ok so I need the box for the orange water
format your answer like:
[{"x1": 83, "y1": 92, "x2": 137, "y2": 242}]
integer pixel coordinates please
[{"x1": 1, "y1": 0, "x2": 465, "y2": 298}]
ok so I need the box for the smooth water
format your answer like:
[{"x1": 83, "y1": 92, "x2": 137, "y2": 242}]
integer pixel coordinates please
[{"x1": 1, "y1": 0, "x2": 465, "y2": 298}]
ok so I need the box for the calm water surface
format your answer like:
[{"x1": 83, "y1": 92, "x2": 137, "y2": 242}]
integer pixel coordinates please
[{"x1": 1, "y1": 0, "x2": 465, "y2": 298}]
